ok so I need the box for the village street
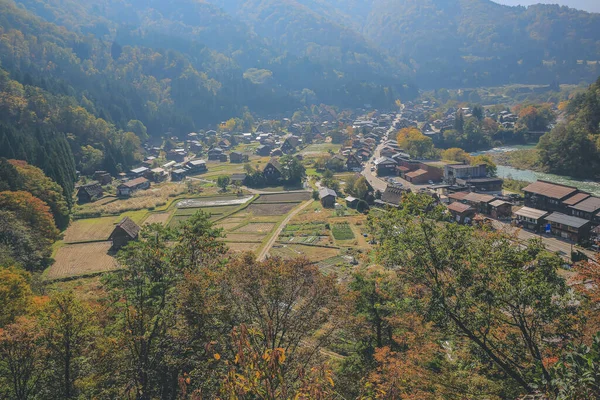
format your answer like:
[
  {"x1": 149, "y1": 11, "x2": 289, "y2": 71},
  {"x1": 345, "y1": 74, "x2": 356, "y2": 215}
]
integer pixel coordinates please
[
  {"x1": 491, "y1": 219, "x2": 597, "y2": 261},
  {"x1": 361, "y1": 111, "x2": 426, "y2": 193}
]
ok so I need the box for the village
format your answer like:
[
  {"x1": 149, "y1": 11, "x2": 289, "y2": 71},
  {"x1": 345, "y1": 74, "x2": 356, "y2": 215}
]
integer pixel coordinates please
[{"x1": 47, "y1": 102, "x2": 599, "y2": 281}]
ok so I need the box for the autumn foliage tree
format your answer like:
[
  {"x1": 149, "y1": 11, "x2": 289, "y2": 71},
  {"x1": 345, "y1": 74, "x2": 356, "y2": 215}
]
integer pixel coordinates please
[
  {"x1": 6, "y1": 159, "x2": 70, "y2": 229},
  {"x1": 0, "y1": 191, "x2": 58, "y2": 242},
  {"x1": 220, "y1": 254, "x2": 343, "y2": 385},
  {"x1": 396, "y1": 127, "x2": 434, "y2": 159}
]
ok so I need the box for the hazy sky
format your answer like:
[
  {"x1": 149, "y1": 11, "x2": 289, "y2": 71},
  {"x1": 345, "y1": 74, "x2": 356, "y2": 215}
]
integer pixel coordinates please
[{"x1": 494, "y1": 0, "x2": 600, "y2": 12}]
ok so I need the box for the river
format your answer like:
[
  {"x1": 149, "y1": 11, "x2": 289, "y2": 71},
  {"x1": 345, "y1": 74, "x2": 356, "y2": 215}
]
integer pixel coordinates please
[{"x1": 472, "y1": 145, "x2": 600, "y2": 196}]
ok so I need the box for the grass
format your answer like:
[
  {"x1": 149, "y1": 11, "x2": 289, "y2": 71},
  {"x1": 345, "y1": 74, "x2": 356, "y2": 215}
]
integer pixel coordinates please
[
  {"x1": 331, "y1": 223, "x2": 355, "y2": 241},
  {"x1": 269, "y1": 244, "x2": 339, "y2": 262},
  {"x1": 225, "y1": 242, "x2": 261, "y2": 253},
  {"x1": 143, "y1": 212, "x2": 173, "y2": 225},
  {"x1": 300, "y1": 143, "x2": 342, "y2": 155}
]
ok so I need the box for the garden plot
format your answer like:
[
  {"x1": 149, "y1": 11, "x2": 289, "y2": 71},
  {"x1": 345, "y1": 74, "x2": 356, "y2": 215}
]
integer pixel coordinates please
[
  {"x1": 47, "y1": 242, "x2": 117, "y2": 280},
  {"x1": 216, "y1": 221, "x2": 243, "y2": 231},
  {"x1": 331, "y1": 223, "x2": 355, "y2": 241},
  {"x1": 278, "y1": 236, "x2": 326, "y2": 245},
  {"x1": 63, "y1": 217, "x2": 118, "y2": 243},
  {"x1": 176, "y1": 195, "x2": 252, "y2": 208},
  {"x1": 175, "y1": 205, "x2": 239, "y2": 216},
  {"x1": 223, "y1": 232, "x2": 267, "y2": 242},
  {"x1": 246, "y1": 203, "x2": 298, "y2": 216},
  {"x1": 254, "y1": 192, "x2": 311, "y2": 203}
]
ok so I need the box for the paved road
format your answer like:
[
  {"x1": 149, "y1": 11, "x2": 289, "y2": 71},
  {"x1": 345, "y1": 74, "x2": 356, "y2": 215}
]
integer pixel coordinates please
[
  {"x1": 360, "y1": 111, "x2": 429, "y2": 193},
  {"x1": 257, "y1": 199, "x2": 315, "y2": 261}
]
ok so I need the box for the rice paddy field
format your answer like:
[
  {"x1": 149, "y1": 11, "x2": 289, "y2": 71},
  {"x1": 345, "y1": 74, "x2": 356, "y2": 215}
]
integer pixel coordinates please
[
  {"x1": 46, "y1": 242, "x2": 118, "y2": 280},
  {"x1": 63, "y1": 217, "x2": 119, "y2": 243}
]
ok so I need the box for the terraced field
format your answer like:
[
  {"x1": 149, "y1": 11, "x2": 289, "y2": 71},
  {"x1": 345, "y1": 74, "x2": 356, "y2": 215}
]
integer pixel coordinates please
[
  {"x1": 63, "y1": 217, "x2": 118, "y2": 243},
  {"x1": 47, "y1": 242, "x2": 118, "y2": 280}
]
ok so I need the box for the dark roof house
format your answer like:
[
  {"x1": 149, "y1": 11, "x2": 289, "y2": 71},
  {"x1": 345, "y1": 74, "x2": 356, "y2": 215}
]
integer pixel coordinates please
[
  {"x1": 77, "y1": 182, "x2": 103, "y2": 204},
  {"x1": 319, "y1": 188, "x2": 337, "y2": 208},
  {"x1": 109, "y1": 217, "x2": 141, "y2": 250}
]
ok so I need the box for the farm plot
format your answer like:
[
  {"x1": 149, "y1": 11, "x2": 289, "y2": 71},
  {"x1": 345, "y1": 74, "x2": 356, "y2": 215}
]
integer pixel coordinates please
[
  {"x1": 235, "y1": 223, "x2": 276, "y2": 233},
  {"x1": 176, "y1": 195, "x2": 252, "y2": 208},
  {"x1": 223, "y1": 232, "x2": 267, "y2": 242},
  {"x1": 282, "y1": 222, "x2": 328, "y2": 237},
  {"x1": 216, "y1": 221, "x2": 243, "y2": 231},
  {"x1": 278, "y1": 236, "x2": 327, "y2": 245},
  {"x1": 174, "y1": 205, "x2": 239, "y2": 216},
  {"x1": 254, "y1": 192, "x2": 311, "y2": 203},
  {"x1": 269, "y1": 244, "x2": 339, "y2": 262},
  {"x1": 246, "y1": 203, "x2": 298, "y2": 216},
  {"x1": 143, "y1": 212, "x2": 172, "y2": 225},
  {"x1": 78, "y1": 183, "x2": 188, "y2": 215},
  {"x1": 63, "y1": 217, "x2": 118, "y2": 243},
  {"x1": 331, "y1": 223, "x2": 355, "y2": 241},
  {"x1": 46, "y1": 242, "x2": 117, "y2": 280},
  {"x1": 225, "y1": 242, "x2": 261, "y2": 253}
]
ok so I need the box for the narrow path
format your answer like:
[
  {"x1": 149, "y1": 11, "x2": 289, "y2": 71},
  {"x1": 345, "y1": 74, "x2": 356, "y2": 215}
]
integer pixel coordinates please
[{"x1": 258, "y1": 199, "x2": 315, "y2": 261}]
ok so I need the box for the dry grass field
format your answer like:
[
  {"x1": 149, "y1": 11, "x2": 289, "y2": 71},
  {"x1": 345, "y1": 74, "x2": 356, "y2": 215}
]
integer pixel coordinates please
[
  {"x1": 225, "y1": 242, "x2": 261, "y2": 253},
  {"x1": 63, "y1": 217, "x2": 118, "y2": 243},
  {"x1": 216, "y1": 221, "x2": 243, "y2": 231},
  {"x1": 235, "y1": 222, "x2": 276, "y2": 233},
  {"x1": 47, "y1": 242, "x2": 118, "y2": 280},
  {"x1": 80, "y1": 183, "x2": 189, "y2": 214},
  {"x1": 269, "y1": 244, "x2": 339, "y2": 262}
]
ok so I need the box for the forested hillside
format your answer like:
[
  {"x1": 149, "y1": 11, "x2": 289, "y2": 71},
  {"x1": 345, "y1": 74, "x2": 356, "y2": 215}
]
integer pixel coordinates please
[
  {"x1": 1, "y1": 0, "x2": 599, "y2": 201},
  {"x1": 538, "y1": 76, "x2": 600, "y2": 178},
  {"x1": 363, "y1": 0, "x2": 600, "y2": 87}
]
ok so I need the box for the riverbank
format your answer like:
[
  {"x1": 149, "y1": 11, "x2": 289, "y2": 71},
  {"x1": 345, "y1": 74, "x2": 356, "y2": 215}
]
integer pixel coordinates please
[
  {"x1": 490, "y1": 149, "x2": 545, "y2": 173},
  {"x1": 473, "y1": 145, "x2": 600, "y2": 196}
]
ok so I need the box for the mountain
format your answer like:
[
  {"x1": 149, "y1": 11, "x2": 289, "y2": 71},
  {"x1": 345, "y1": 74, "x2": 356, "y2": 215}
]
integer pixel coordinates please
[
  {"x1": 361, "y1": 0, "x2": 600, "y2": 88},
  {"x1": 495, "y1": 0, "x2": 600, "y2": 13}
]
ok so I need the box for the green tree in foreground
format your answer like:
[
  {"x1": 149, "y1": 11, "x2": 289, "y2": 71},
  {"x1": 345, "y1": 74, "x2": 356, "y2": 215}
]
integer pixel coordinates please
[{"x1": 372, "y1": 193, "x2": 580, "y2": 396}]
